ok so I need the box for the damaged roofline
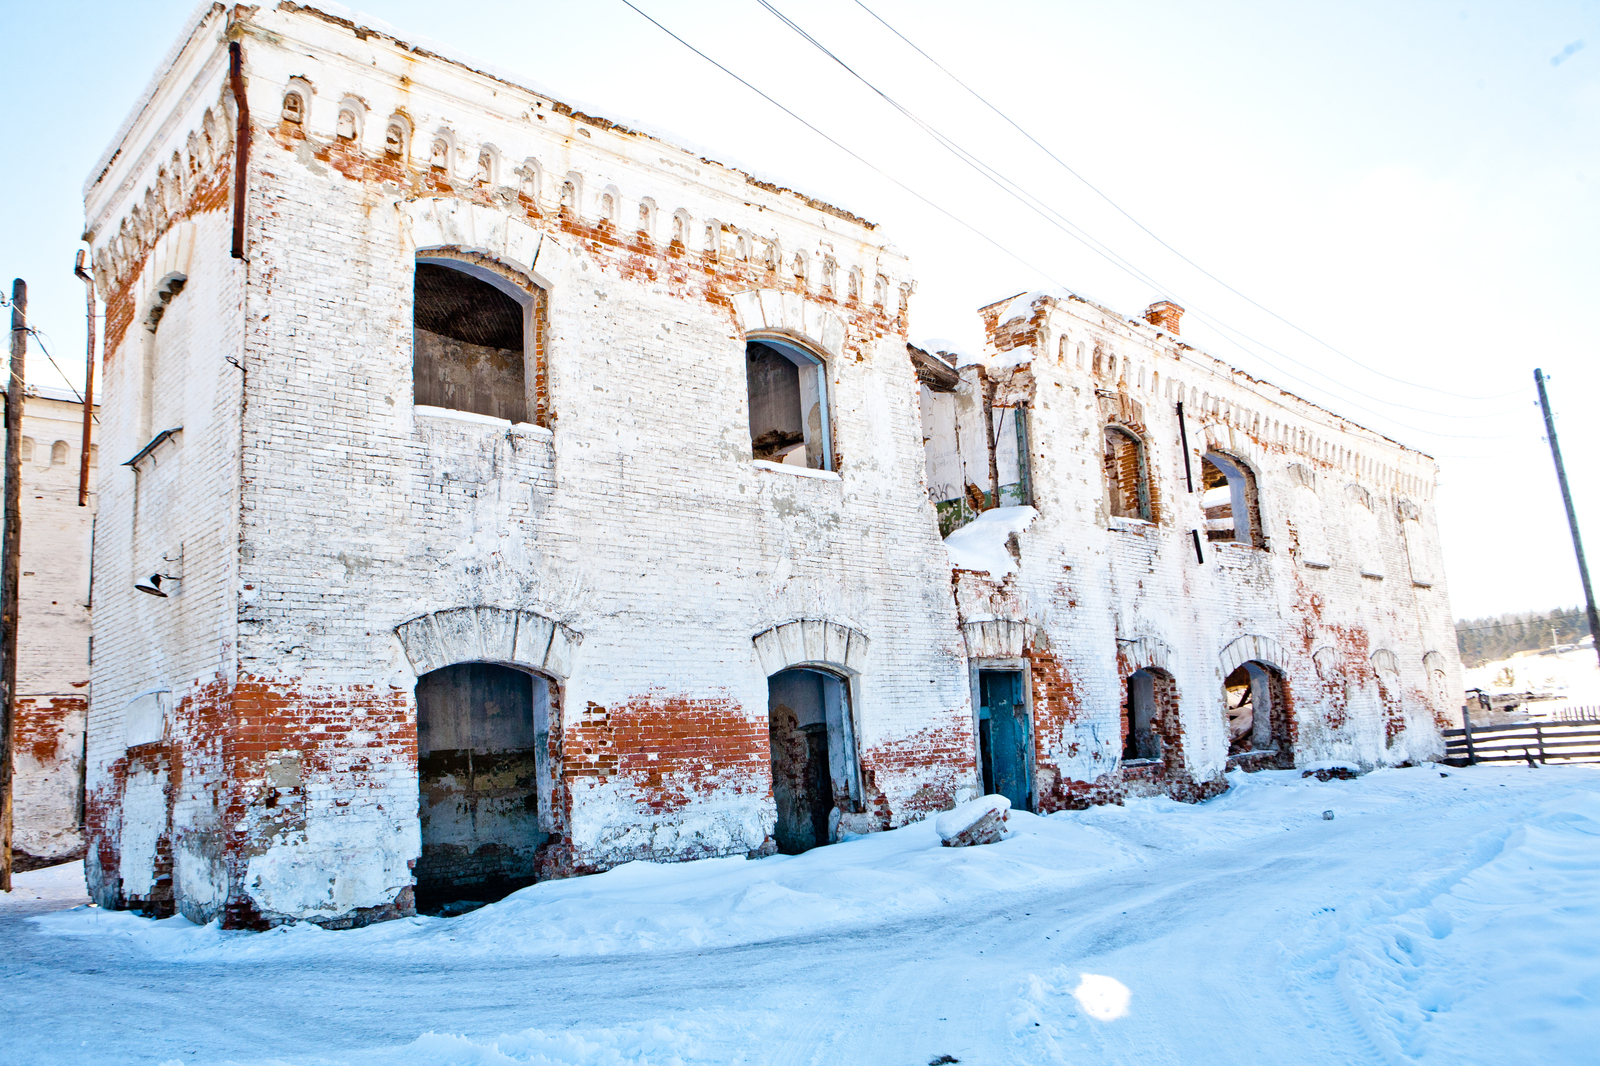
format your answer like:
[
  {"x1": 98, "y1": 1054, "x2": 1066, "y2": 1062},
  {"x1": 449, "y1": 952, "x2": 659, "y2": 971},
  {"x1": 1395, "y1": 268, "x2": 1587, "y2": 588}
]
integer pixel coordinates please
[
  {"x1": 982, "y1": 289, "x2": 1436, "y2": 464},
  {"x1": 86, "y1": 2, "x2": 881, "y2": 233},
  {"x1": 275, "y1": 3, "x2": 879, "y2": 230}
]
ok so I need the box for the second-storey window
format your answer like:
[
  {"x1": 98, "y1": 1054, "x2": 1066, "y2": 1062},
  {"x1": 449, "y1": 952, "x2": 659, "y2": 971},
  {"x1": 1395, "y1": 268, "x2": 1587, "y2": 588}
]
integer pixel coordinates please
[
  {"x1": 413, "y1": 260, "x2": 532, "y2": 424},
  {"x1": 746, "y1": 337, "x2": 832, "y2": 470},
  {"x1": 1104, "y1": 425, "x2": 1150, "y2": 520}
]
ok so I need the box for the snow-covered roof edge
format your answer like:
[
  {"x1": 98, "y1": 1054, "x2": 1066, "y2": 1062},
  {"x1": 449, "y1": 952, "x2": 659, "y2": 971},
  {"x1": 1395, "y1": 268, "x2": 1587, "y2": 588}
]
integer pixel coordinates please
[
  {"x1": 87, "y1": 1, "x2": 879, "y2": 233},
  {"x1": 83, "y1": 0, "x2": 222, "y2": 200},
  {"x1": 979, "y1": 289, "x2": 1437, "y2": 464}
]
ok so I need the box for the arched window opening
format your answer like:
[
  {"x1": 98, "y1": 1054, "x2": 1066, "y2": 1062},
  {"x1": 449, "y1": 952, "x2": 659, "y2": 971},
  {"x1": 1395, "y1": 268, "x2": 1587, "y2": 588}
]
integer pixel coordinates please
[
  {"x1": 1224, "y1": 661, "x2": 1289, "y2": 764},
  {"x1": 281, "y1": 91, "x2": 305, "y2": 125},
  {"x1": 768, "y1": 667, "x2": 859, "y2": 854},
  {"x1": 1201, "y1": 452, "x2": 1261, "y2": 546},
  {"x1": 1104, "y1": 425, "x2": 1150, "y2": 521},
  {"x1": 51, "y1": 440, "x2": 70, "y2": 465},
  {"x1": 414, "y1": 662, "x2": 551, "y2": 915},
  {"x1": 746, "y1": 336, "x2": 832, "y2": 470},
  {"x1": 413, "y1": 259, "x2": 534, "y2": 424},
  {"x1": 384, "y1": 118, "x2": 408, "y2": 157},
  {"x1": 1122, "y1": 668, "x2": 1175, "y2": 764}
]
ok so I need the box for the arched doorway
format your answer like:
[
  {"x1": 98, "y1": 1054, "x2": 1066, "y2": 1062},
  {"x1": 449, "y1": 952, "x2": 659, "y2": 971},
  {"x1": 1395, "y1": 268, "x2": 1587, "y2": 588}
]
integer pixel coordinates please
[
  {"x1": 767, "y1": 667, "x2": 856, "y2": 854},
  {"x1": 414, "y1": 662, "x2": 551, "y2": 915},
  {"x1": 1223, "y1": 660, "x2": 1291, "y2": 767}
]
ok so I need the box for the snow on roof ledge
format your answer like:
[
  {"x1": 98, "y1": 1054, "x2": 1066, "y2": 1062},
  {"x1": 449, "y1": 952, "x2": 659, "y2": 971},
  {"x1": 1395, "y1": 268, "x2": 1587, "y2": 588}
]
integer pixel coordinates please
[
  {"x1": 944, "y1": 506, "x2": 1037, "y2": 577},
  {"x1": 87, "y1": 0, "x2": 878, "y2": 232}
]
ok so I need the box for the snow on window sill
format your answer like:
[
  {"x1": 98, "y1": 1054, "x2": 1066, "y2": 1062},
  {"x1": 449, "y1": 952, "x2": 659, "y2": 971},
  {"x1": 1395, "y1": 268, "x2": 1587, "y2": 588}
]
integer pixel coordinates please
[
  {"x1": 1108, "y1": 516, "x2": 1154, "y2": 532},
  {"x1": 415, "y1": 405, "x2": 552, "y2": 438},
  {"x1": 752, "y1": 459, "x2": 840, "y2": 481}
]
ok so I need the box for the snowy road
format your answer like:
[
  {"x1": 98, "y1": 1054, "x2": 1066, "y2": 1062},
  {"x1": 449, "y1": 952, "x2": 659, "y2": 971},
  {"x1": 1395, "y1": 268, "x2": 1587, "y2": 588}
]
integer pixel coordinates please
[{"x1": 6, "y1": 764, "x2": 1600, "y2": 1065}]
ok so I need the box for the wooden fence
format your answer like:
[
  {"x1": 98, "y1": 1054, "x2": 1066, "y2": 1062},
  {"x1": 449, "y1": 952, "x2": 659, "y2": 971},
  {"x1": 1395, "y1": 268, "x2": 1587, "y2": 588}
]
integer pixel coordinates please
[
  {"x1": 1444, "y1": 713, "x2": 1600, "y2": 766},
  {"x1": 1541, "y1": 705, "x2": 1600, "y2": 722}
]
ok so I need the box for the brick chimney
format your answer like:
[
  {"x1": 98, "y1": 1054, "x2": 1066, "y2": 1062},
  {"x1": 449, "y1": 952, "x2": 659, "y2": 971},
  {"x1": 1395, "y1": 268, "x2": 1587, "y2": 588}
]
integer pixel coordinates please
[{"x1": 1143, "y1": 300, "x2": 1184, "y2": 335}]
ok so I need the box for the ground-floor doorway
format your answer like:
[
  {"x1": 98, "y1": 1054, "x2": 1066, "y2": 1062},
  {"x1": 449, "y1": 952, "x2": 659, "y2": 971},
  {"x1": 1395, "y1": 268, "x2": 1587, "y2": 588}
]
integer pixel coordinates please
[
  {"x1": 978, "y1": 669, "x2": 1032, "y2": 811},
  {"x1": 1224, "y1": 659, "x2": 1290, "y2": 765},
  {"x1": 768, "y1": 668, "x2": 859, "y2": 854},
  {"x1": 415, "y1": 662, "x2": 550, "y2": 915}
]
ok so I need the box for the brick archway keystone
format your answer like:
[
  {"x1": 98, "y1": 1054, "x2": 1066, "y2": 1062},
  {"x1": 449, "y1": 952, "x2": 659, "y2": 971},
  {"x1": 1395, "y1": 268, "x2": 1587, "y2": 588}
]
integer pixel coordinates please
[
  {"x1": 752, "y1": 619, "x2": 869, "y2": 677},
  {"x1": 1118, "y1": 636, "x2": 1174, "y2": 674},
  {"x1": 1219, "y1": 634, "x2": 1285, "y2": 676},
  {"x1": 399, "y1": 197, "x2": 566, "y2": 284},
  {"x1": 396, "y1": 606, "x2": 583, "y2": 680},
  {"x1": 729, "y1": 288, "x2": 847, "y2": 358},
  {"x1": 961, "y1": 619, "x2": 1030, "y2": 659}
]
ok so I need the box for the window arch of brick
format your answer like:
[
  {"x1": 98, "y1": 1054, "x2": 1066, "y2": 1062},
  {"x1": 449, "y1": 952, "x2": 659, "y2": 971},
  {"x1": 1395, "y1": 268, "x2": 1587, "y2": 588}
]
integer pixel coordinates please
[
  {"x1": 1104, "y1": 424, "x2": 1151, "y2": 521},
  {"x1": 1201, "y1": 451, "x2": 1263, "y2": 547},
  {"x1": 413, "y1": 252, "x2": 550, "y2": 427}
]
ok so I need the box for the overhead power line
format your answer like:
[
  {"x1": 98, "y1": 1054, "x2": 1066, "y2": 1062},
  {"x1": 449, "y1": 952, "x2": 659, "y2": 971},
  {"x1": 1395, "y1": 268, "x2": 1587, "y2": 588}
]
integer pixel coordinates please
[
  {"x1": 849, "y1": 0, "x2": 1519, "y2": 404},
  {"x1": 750, "y1": 0, "x2": 1524, "y2": 438},
  {"x1": 616, "y1": 0, "x2": 1069, "y2": 292},
  {"x1": 622, "y1": 0, "x2": 1517, "y2": 445}
]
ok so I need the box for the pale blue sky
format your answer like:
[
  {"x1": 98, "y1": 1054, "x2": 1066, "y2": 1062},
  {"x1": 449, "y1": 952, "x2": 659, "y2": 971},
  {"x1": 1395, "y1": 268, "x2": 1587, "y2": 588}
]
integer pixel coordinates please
[{"x1": 2, "y1": 1, "x2": 1595, "y2": 618}]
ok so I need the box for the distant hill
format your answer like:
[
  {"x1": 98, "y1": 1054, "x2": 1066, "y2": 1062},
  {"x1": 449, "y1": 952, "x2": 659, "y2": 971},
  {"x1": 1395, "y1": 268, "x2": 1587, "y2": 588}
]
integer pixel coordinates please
[{"x1": 1456, "y1": 607, "x2": 1593, "y2": 667}]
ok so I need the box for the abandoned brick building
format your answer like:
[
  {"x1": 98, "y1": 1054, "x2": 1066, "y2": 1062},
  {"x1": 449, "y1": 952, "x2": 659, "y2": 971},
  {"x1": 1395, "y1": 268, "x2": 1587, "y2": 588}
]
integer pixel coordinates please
[
  {"x1": 81, "y1": 3, "x2": 1461, "y2": 927},
  {"x1": 915, "y1": 294, "x2": 1461, "y2": 809}
]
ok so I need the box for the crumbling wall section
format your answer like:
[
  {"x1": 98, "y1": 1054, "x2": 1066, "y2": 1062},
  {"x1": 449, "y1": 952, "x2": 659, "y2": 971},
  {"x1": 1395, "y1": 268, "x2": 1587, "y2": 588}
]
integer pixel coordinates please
[{"x1": 945, "y1": 291, "x2": 1461, "y2": 806}]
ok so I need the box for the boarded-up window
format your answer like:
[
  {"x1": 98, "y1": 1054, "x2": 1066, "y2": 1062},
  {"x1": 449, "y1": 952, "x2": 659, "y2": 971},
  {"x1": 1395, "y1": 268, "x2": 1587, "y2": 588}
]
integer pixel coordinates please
[
  {"x1": 1104, "y1": 425, "x2": 1150, "y2": 520},
  {"x1": 1397, "y1": 500, "x2": 1434, "y2": 587},
  {"x1": 413, "y1": 262, "x2": 528, "y2": 423},
  {"x1": 1347, "y1": 484, "x2": 1384, "y2": 578}
]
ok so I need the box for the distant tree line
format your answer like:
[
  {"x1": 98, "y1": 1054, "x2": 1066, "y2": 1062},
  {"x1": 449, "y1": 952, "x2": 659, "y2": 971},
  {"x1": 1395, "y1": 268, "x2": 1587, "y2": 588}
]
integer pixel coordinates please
[{"x1": 1455, "y1": 606, "x2": 1593, "y2": 667}]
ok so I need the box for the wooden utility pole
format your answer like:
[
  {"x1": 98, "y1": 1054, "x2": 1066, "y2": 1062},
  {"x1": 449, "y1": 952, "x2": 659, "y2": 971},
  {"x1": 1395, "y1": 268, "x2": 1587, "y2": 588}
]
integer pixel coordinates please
[
  {"x1": 74, "y1": 251, "x2": 96, "y2": 508},
  {"x1": 1534, "y1": 368, "x2": 1600, "y2": 669},
  {"x1": 1, "y1": 279, "x2": 26, "y2": 891}
]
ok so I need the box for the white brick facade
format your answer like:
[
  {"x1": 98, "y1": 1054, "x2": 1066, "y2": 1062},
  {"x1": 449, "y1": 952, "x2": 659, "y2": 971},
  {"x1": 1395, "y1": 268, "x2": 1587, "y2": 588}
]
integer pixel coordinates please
[
  {"x1": 12, "y1": 388, "x2": 97, "y2": 868},
  {"x1": 80, "y1": 4, "x2": 1461, "y2": 927}
]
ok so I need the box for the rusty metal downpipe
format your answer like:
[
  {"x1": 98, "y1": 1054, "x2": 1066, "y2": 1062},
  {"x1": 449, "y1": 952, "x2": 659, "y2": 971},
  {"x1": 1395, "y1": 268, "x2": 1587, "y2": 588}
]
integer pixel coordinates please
[{"x1": 228, "y1": 40, "x2": 249, "y2": 260}]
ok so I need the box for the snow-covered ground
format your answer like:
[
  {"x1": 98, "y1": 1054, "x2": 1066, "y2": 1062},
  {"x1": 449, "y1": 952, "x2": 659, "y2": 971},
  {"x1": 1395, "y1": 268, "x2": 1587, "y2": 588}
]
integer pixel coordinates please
[
  {"x1": 6, "y1": 764, "x2": 1600, "y2": 1065},
  {"x1": 1464, "y1": 645, "x2": 1600, "y2": 707}
]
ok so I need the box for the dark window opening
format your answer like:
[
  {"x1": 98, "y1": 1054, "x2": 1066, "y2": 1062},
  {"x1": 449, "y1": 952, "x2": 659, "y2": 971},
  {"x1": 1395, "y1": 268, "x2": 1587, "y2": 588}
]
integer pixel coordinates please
[
  {"x1": 768, "y1": 668, "x2": 857, "y2": 853},
  {"x1": 747, "y1": 338, "x2": 832, "y2": 470},
  {"x1": 415, "y1": 662, "x2": 549, "y2": 915},
  {"x1": 1202, "y1": 453, "x2": 1261, "y2": 546},
  {"x1": 1224, "y1": 660, "x2": 1291, "y2": 765},
  {"x1": 1105, "y1": 425, "x2": 1151, "y2": 520},
  {"x1": 1122, "y1": 668, "x2": 1176, "y2": 763},
  {"x1": 413, "y1": 261, "x2": 529, "y2": 423},
  {"x1": 978, "y1": 669, "x2": 1032, "y2": 811}
]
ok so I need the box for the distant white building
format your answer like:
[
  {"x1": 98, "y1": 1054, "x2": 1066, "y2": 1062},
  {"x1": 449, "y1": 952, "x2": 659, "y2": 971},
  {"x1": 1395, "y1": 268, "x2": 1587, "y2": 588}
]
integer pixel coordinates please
[{"x1": 13, "y1": 384, "x2": 96, "y2": 869}]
